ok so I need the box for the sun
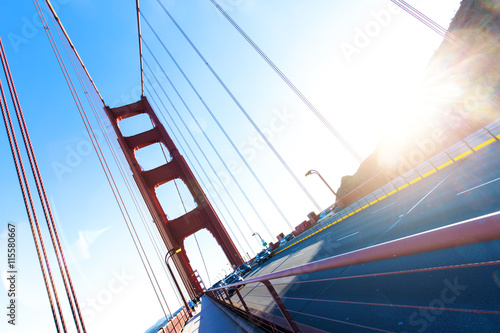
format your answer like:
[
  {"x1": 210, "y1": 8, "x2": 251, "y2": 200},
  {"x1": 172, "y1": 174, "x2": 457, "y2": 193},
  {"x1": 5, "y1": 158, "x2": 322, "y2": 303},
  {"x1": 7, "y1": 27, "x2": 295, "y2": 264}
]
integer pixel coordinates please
[{"x1": 373, "y1": 75, "x2": 462, "y2": 168}]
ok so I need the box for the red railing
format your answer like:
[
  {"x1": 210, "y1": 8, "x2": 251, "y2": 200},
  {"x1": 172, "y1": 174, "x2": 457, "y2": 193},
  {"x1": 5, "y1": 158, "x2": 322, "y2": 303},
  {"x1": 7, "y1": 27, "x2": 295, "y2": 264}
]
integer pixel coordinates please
[
  {"x1": 206, "y1": 212, "x2": 500, "y2": 332},
  {"x1": 159, "y1": 307, "x2": 190, "y2": 333}
]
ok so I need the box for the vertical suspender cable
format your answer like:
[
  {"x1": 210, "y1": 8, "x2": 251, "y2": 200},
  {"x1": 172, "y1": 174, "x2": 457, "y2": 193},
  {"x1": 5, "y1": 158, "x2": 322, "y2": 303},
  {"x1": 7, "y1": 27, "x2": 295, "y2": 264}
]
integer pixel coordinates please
[
  {"x1": 143, "y1": 36, "x2": 293, "y2": 232},
  {"x1": 141, "y1": 13, "x2": 292, "y2": 230},
  {"x1": 58, "y1": 30, "x2": 177, "y2": 320},
  {"x1": 144, "y1": 84, "x2": 254, "y2": 256},
  {"x1": 210, "y1": 0, "x2": 363, "y2": 164},
  {"x1": 174, "y1": 182, "x2": 213, "y2": 287},
  {"x1": 193, "y1": 234, "x2": 212, "y2": 286},
  {"x1": 144, "y1": 59, "x2": 273, "y2": 241},
  {"x1": 143, "y1": 55, "x2": 274, "y2": 239},
  {"x1": 154, "y1": 0, "x2": 321, "y2": 211},
  {"x1": 145, "y1": 84, "x2": 248, "y2": 257}
]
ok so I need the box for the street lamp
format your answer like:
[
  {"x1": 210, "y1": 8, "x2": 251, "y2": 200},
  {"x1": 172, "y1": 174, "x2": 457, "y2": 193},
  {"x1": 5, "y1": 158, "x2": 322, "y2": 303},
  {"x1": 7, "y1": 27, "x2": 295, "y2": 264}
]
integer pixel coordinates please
[
  {"x1": 305, "y1": 169, "x2": 340, "y2": 202},
  {"x1": 252, "y1": 232, "x2": 267, "y2": 247},
  {"x1": 165, "y1": 248, "x2": 193, "y2": 318}
]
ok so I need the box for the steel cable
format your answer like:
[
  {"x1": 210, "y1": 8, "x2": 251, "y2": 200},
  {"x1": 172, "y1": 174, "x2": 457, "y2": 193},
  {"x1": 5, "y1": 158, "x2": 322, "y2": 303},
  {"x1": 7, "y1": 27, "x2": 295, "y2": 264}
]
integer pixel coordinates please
[
  {"x1": 391, "y1": 0, "x2": 466, "y2": 48},
  {"x1": 144, "y1": 84, "x2": 253, "y2": 256},
  {"x1": 210, "y1": 0, "x2": 363, "y2": 163},
  {"x1": 36, "y1": 0, "x2": 173, "y2": 320},
  {"x1": 0, "y1": 50, "x2": 64, "y2": 333},
  {"x1": 136, "y1": 0, "x2": 144, "y2": 96},
  {"x1": 143, "y1": 60, "x2": 263, "y2": 245},
  {"x1": 285, "y1": 308, "x2": 393, "y2": 333},
  {"x1": 153, "y1": 0, "x2": 321, "y2": 211},
  {"x1": 142, "y1": 41, "x2": 277, "y2": 238},
  {"x1": 140, "y1": 13, "x2": 292, "y2": 230}
]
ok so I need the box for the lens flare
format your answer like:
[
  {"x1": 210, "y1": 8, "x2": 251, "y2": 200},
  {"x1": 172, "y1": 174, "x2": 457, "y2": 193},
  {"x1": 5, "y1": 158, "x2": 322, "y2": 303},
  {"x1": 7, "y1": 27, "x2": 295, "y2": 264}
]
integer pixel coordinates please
[{"x1": 493, "y1": 270, "x2": 500, "y2": 289}]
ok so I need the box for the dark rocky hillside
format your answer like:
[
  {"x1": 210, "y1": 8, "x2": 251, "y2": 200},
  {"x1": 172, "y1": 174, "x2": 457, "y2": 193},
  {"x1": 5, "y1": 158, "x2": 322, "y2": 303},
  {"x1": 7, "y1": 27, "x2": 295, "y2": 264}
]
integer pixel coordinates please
[{"x1": 336, "y1": 0, "x2": 500, "y2": 206}]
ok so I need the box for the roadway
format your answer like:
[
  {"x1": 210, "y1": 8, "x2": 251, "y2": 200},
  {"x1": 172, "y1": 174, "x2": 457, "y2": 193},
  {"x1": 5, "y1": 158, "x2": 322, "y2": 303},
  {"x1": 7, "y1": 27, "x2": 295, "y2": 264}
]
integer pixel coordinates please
[{"x1": 230, "y1": 142, "x2": 500, "y2": 332}]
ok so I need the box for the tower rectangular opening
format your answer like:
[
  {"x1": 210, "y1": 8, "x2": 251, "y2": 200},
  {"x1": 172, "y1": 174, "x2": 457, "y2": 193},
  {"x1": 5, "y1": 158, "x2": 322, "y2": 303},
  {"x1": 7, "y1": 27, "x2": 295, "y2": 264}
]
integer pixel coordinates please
[
  {"x1": 134, "y1": 142, "x2": 172, "y2": 171},
  {"x1": 156, "y1": 179, "x2": 198, "y2": 220}
]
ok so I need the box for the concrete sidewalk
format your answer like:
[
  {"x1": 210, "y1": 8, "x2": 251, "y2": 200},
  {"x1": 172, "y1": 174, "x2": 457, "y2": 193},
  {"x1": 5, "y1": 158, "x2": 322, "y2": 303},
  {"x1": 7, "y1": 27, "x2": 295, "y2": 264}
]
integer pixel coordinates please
[{"x1": 182, "y1": 296, "x2": 263, "y2": 333}]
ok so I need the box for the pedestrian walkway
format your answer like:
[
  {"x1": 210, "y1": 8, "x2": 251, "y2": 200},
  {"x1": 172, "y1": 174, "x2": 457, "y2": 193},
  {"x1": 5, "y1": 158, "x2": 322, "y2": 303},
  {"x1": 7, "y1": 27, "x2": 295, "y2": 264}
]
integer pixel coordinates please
[{"x1": 182, "y1": 296, "x2": 263, "y2": 333}]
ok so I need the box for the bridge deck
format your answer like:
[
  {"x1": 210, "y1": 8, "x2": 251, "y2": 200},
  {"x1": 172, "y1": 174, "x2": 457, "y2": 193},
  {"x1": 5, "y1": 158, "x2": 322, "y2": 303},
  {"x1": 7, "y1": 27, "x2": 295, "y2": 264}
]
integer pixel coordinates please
[{"x1": 182, "y1": 296, "x2": 262, "y2": 333}]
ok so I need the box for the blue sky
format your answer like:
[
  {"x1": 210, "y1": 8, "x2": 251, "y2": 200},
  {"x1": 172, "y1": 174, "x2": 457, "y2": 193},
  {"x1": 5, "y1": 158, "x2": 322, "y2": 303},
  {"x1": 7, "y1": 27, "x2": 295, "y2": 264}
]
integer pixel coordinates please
[{"x1": 0, "y1": 0, "x2": 461, "y2": 332}]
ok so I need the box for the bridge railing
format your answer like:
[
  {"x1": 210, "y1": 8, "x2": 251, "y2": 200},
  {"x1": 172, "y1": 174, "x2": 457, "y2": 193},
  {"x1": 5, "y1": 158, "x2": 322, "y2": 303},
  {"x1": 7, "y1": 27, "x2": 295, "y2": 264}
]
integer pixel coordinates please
[
  {"x1": 205, "y1": 212, "x2": 500, "y2": 332},
  {"x1": 159, "y1": 307, "x2": 190, "y2": 333}
]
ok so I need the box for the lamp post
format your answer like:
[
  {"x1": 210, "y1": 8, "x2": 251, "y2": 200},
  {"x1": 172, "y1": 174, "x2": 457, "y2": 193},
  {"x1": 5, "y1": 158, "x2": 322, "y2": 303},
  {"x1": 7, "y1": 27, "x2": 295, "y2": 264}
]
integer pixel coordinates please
[
  {"x1": 165, "y1": 248, "x2": 193, "y2": 318},
  {"x1": 252, "y1": 232, "x2": 267, "y2": 247},
  {"x1": 305, "y1": 169, "x2": 340, "y2": 202}
]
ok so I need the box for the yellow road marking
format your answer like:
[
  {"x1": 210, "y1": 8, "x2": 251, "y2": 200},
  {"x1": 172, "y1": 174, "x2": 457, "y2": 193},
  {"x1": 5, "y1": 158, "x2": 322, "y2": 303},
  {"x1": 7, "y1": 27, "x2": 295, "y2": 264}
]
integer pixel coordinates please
[
  {"x1": 387, "y1": 189, "x2": 397, "y2": 196},
  {"x1": 437, "y1": 160, "x2": 453, "y2": 170},
  {"x1": 397, "y1": 183, "x2": 409, "y2": 191},
  {"x1": 409, "y1": 176, "x2": 422, "y2": 185},
  {"x1": 473, "y1": 137, "x2": 496, "y2": 151},
  {"x1": 422, "y1": 169, "x2": 436, "y2": 178},
  {"x1": 453, "y1": 150, "x2": 472, "y2": 161}
]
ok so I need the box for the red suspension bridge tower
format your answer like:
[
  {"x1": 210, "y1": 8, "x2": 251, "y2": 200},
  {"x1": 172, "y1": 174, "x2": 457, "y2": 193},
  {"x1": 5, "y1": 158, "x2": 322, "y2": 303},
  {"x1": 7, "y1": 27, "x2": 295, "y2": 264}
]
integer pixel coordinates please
[{"x1": 105, "y1": 97, "x2": 244, "y2": 298}]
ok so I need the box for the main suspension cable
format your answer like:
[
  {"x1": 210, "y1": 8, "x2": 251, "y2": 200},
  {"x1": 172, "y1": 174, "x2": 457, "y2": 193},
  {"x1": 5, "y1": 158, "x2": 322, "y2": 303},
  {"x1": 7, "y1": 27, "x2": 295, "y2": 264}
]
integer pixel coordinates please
[
  {"x1": 391, "y1": 0, "x2": 500, "y2": 109},
  {"x1": 36, "y1": 0, "x2": 172, "y2": 320},
  {"x1": 43, "y1": 0, "x2": 105, "y2": 105},
  {"x1": 62, "y1": 38, "x2": 176, "y2": 326},
  {"x1": 210, "y1": 0, "x2": 363, "y2": 163},
  {"x1": 141, "y1": 13, "x2": 291, "y2": 230},
  {"x1": 144, "y1": 83, "x2": 254, "y2": 256},
  {"x1": 0, "y1": 42, "x2": 66, "y2": 333},
  {"x1": 142, "y1": 43, "x2": 277, "y2": 237},
  {"x1": 143, "y1": 60, "x2": 271, "y2": 241},
  {"x1": 391, "y1": 0, "x2": 464, "y2": 47},
  {"x1": 0, "y1": 37, "x2": 85, "y2": 333},
  {"x1": 136, "y1": 0, "x2": 145, "y2": 97}
]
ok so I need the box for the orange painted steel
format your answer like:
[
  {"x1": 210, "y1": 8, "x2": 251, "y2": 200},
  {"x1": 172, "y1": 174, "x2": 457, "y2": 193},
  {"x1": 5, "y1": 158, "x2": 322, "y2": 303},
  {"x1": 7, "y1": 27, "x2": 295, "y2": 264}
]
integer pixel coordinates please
[{"x1": 105, "y1": 97, "x2": 243, "y2": 298}]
